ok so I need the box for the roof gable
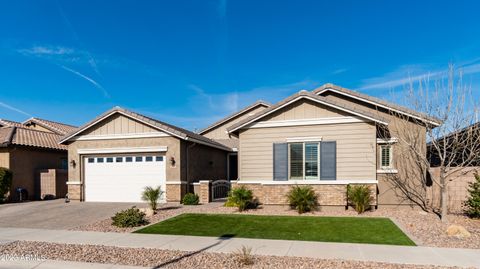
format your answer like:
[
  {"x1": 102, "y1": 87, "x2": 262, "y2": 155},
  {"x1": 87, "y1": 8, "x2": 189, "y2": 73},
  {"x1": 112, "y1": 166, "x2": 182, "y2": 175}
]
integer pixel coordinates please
[
  {"x1": 60, "y1": 107, "x2": 232, "y2": 151},
  {"x1": 227, "y1": 90, "x2": 389, "y2": 133},
  {"x1": 23, "y1": 118, "x2": 77, "y2": 135},
  {"x1": 198, "y1": 101, "x2": 270, "y2": 135},
  {"x1": 313, "y1": 83, "x2": 442, "y2": 126}
]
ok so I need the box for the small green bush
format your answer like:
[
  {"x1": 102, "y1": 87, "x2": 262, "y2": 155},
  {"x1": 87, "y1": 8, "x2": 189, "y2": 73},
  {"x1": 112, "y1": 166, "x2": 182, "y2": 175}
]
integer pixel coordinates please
[
  {"x1": 347, "y1": 185, "x2": 373, "y2": 214},
  {"x1": 464, "y1": 173, "x2": 480, "y2": 218},
  {"x1": 182, "y1": 193, "x2": 199, "y2": 205},
  {"x1": 226, "y1": 186, "x2": 255, "y2": 211},
  {"x1": 111, "y1": 207, "x2": 149, "y2": 228},
  {"x1": 141, "y1": 186, "x2": 163, "y2": 211},
  {"x1": 286, "y1": 185, "x2": 319, "y2": 214},
  {"x1": 0, "y1": 167, "x2": 13, "y2": 203}
]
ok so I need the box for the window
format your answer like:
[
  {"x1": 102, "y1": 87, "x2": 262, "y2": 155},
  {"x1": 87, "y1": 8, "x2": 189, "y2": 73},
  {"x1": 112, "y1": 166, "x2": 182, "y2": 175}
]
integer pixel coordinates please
[
  {"x1": 156, "y1": 156, "x2": 163, "y2": 162},
  {"x1": 289, "y1": 142, "x2": 320, "y2": 180},
  {"x1": 97, "y1": 157, "x2": 104, "y2": 163},
  {"x1": 304, "y1": 143, "x2": 319, "y2": 179},
  {"x1": 106, "y1": 157, "x2": 114, "y2": 163},
  {"x1": 135, "y1": 156, "x2": 143, "y2": 162},
  {"x1": 125, "y1": 157, "x2": 133, "y2": 162},
  {"x1": 289, "y1": 143, "x2": 303, "y2": 179},
  {"x1": 116, "y1": 157, "x2": 123, "y2": 162},
  {"x1": 145, "y1": 156, "x2": 153, "y2": 162},
  {"x1": 87, "y1": 158, "x2": 95, "y2": 163},
  {"x1": 381, "y1": 145, "x2": 392, "y2": 168}
]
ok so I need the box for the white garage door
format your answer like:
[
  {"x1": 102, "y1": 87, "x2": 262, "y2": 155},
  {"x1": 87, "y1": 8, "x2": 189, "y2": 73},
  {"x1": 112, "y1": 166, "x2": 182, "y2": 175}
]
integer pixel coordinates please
[{"x1": 84, "y1": 155, "x2": 166, "y2": 202}]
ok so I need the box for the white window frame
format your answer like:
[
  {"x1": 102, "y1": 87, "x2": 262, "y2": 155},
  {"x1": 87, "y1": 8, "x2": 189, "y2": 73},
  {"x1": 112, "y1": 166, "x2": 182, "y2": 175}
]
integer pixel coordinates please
[
  {"x1": 380, "y1": 145, "x2": 393, "y2": 169},
  {"x1": 288, "y1": 142, "x2": 321, "y2": 180}
]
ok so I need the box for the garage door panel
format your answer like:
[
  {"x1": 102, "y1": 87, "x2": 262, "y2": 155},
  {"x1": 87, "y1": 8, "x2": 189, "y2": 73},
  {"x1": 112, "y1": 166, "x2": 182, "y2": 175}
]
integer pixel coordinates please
[{"x1": 84, "y1": 154, "x2": 166, "y2": 203}]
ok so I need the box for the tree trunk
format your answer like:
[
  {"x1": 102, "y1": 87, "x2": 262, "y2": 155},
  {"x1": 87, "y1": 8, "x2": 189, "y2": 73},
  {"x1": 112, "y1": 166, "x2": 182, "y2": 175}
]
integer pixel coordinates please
[{"x1": 440, "y1": 170, "x2": 448, "y2": 222}]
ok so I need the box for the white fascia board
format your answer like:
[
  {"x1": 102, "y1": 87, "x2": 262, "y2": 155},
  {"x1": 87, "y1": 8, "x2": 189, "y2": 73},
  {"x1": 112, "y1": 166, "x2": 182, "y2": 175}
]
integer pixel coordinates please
[
  {"x1": 316, "y1": 88, "x2": 441, "y2": 126},
  {"x1": 229, "y1": 96, "x2": 388, "y2": 133},
  {"x1": 248, "y1": 116, "x2": 366, "y2": 129},
  {"x1": 286, "y1": 136, "x2": 323, "y2": 142},
  {"x1": 77, "y1": 146, "x2": 168, "y2": 154},
  {"x1": 71, "y1": 132, "x2": 170, "y2": 141},
  {"x1": 376, "y1": 137, "x2": 399, "y2": 144}
]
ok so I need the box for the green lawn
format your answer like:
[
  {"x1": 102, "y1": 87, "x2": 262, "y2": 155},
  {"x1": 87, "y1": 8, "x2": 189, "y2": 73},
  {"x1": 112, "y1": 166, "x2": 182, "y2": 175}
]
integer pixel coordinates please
[{"x1": 135, "y1": 213, "x2": 415, "y2": 246}]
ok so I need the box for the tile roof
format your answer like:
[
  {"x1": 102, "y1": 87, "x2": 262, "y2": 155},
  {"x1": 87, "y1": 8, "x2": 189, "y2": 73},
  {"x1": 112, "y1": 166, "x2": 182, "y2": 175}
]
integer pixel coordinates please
[
  {"x1": 227, "y1": 90, "x2": 390, "y2": 133},
  {"x1": 60, "y1": 107, "x2": 233, "y2": 151},
  {"x1": 0, "y1": 126, "x2": 66, "y2": 150},
  {"x1": 23, "y1": 117, "x2": 78, "y2": 135},
  {"x1": 198, "y1": 100, "x2": 271, "y2": 134},
  {"x1": 312, "y1": 83, "x2": 442, "y2": 126},
  {"x1": 0, "y1": 119, "x2": 23, "y2": 127}
]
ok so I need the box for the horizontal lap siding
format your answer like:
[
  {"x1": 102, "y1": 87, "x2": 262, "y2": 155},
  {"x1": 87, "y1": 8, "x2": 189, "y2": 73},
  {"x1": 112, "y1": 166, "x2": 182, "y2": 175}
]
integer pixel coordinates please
[{"x1": 239, "y1": 122, "x2": 376, "y2": 181}]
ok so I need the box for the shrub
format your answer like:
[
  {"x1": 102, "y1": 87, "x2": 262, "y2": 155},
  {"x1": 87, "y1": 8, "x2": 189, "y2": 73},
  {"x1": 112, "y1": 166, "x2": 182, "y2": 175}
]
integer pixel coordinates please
[
  {"x1": 141, "y1": 186, "x2": 163, "y2": 211},
  {"x1": 182, "y1": 193, "x2": 199, "y2": 205},
  {"x1": 111, "y1": 207, "x2": 148, "y2": 228},
  {"x1": 0, "y1": 167, "x2": 12, "y2": 203},
  {"x1": 233, "y1": 245, "x2": 254, "y2": 266},
  {"x1": 227, "y1": 186, "x2": 254, "y2": 211},
  {"x1": 464, "y1": 173, "x2": 480, "y2": 218},
  {"x1": 286, "y1": 185, "x2": 319, "y2": 214},
  {"x1": 347, "y1": 185, "x2": 373, "y2": 214}
]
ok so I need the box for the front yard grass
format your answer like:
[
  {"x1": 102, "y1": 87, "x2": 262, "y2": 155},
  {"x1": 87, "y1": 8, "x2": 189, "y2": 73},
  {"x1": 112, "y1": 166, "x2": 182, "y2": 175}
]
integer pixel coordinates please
[{"x1": 135, "y1": 213, "x2": 415, "y2": 246}]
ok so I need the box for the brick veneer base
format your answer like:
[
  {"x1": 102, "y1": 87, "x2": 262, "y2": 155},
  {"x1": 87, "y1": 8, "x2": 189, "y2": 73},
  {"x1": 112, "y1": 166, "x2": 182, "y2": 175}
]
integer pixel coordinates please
[{"x1": 231, "y1": 182, "x2": 377, "y2": 206}]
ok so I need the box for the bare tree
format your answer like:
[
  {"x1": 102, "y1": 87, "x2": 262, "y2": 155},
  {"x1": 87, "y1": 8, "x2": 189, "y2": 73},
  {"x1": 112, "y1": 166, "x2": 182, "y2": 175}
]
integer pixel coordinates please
[{"x1": 380, "y1": 65, "x2": 480, "y2": 221}]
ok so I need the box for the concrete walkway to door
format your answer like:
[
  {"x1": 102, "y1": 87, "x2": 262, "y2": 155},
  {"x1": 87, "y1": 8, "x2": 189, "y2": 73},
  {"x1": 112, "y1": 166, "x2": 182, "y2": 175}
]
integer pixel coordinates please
[{"x1": 0, "y1": 227, "x2": 479, "y2": 268}]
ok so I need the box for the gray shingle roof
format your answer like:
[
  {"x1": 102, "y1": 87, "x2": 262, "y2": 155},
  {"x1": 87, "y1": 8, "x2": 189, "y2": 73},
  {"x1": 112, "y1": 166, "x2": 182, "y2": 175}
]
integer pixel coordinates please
[
  {"x1": 313, "y1": 83, "x2": 442, "y2": 125},
  {"x1": 227, "y1": 90, "x2": 390, "y2": 133},
  {"x1": 60, "y1": 106, "x2": 233, "y2": 151},
  {"x1": 198, "y1": 100, "x2": 271, "y2": 134}
]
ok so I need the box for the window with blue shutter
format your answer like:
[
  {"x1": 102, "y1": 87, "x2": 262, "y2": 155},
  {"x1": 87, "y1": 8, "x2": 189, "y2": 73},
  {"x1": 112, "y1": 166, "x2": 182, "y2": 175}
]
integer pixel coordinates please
[
  {"x1": 273, "y1": 143, "x2": 288, "y2": 181},
  {"x1": 320, "y1": 141, "x2": 336, "y2": 180}
]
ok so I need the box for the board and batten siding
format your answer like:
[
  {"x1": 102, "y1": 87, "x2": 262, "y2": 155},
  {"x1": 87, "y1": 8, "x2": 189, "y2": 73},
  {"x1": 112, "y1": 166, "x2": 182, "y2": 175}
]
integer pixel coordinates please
[
  {"x1": 238, "y1": 122, "x2": 376, "y2": 181},
  {"x1": 82, "y1": 114, "x2": 159, "y2": 136}
]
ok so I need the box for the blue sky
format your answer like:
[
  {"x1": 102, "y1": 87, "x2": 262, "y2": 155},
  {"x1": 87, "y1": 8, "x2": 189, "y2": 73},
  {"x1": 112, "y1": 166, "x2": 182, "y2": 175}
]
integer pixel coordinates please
[{"x1": 1, "y1": 0, "x2": 480, "y2": 130}]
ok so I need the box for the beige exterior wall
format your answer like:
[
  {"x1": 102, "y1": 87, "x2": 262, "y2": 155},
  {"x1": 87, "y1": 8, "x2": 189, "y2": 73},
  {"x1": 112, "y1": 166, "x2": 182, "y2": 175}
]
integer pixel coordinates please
[
  {"x1": 8, "y1": 147, "x2": 66, "y2": 200},
  {"x1": 0, "y1": 149, "x2": 9, "y2": 169},
  {"x1": 320, "y1": 91, "x2": 428, "y2": 206},
  {"x1": 82, "y1": 113, "x2": 159, "y2": 135},
  {"x1": 263, "y1": 99, "x2": 350, "y2": 121},
  {"x1": 238, "y1": 100, "x2": 377, "y2": 181},
  {"x1": 202, "y1": 105, "x2": 267, "y2": 140}
]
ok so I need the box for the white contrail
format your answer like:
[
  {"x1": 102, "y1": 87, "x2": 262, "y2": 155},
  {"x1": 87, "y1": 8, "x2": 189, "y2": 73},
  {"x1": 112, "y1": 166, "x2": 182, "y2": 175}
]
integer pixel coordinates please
[
  {"x1": 59, "y1": 65, "x2": 110, "y2": 98},
  {"x1": 0, "y1": 101, "x2": 32, "y2": 117}
]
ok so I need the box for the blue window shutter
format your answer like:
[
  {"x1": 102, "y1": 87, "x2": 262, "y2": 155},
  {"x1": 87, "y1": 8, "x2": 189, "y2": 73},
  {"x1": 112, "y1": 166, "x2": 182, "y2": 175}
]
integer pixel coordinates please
[
  {"x1": 320, "y1": 141, "x2": 336, "y2": 180},
  {"x1": 273, "y1": 143, "x2": 288, "y2": 181}
]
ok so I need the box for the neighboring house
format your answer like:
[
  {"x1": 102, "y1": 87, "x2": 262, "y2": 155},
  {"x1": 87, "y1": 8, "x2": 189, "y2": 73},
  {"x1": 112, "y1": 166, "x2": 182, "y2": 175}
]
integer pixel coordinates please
[
  {"x1": 0, "y1": 119, "x2": 72, "y2": 200},
  {"x1": 59, "y1": 106, "x2": 232, "y2": 203},
  {"x1": 199, "y1": 100, "x2": 270, "y2": 180},
  {"x1": 219, "y1": 83, "x2": 441, "y2": 207},
  {"x1": 23, "y1": 117, "x2": 78, "y2": 135}
]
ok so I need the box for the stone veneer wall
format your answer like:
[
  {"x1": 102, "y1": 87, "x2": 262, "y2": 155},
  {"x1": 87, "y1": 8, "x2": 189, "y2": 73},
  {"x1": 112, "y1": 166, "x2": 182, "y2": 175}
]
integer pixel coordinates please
[
  {"x1": 231, "y1": 182, "x2": 377, "y2": 206},
  {"x1": 166, "y1": 183, "x2": 187, "y2": 202},
  {"x1": 67, "y1": 184, "x2": 81, "y2": 200}
]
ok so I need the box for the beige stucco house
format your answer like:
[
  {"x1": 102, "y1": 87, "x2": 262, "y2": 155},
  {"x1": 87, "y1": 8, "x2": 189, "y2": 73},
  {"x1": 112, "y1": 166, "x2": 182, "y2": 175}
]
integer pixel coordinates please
[
  {"x1": 199, "y1": 83, "x2": 441, "y2": 207},
  {"x1": 60, "y1": 107, "x2": 232, "y2": 203},
  {"x1": 0, "y1": 118, "x2": 76, "y2": 201}
]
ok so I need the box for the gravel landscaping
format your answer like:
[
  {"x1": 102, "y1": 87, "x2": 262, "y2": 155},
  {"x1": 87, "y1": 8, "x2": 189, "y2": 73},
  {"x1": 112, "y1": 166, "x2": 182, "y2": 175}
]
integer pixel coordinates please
[
  {"x1": 0, "y1": 241, "x2": 459, "y2": 269},
  {"x1": 71, "y1": 202, "x2": 480, "y2": 249}
]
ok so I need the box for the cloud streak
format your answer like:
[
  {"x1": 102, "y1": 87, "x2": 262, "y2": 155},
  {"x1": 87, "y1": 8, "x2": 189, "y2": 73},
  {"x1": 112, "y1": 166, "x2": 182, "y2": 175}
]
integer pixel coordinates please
[
  {"x1": 0, "y1": 101, "x2": 32, "y2": 117},
  {"x1": 59, "y1": 65, "x2": 110, "y2": 98}
]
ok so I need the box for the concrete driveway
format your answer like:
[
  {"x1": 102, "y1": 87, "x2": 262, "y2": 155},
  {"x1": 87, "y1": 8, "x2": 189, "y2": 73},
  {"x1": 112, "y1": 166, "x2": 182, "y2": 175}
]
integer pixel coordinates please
[{"x1": 0, "y1": 199, "x2": 143, "y2": 230}]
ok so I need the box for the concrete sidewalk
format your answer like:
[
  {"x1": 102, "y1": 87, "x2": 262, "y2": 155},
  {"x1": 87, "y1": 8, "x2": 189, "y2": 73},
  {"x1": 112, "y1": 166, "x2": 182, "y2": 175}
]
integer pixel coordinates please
[
  {"x1": 0, "y1": 227, "x2": 479, "y2": 268},
  {"x1": 0, "y1": 259, "x2": 148, "y2": 269}
]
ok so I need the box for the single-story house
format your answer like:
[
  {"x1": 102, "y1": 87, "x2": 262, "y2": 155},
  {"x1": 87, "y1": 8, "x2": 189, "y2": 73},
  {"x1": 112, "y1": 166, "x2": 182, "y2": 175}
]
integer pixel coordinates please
[
  {"x1": 0, "y1": 117, "x2": 76, "y2": 201},
  {"x1": 198, "y1": 100, "x2": 271, "y2": 181},
  {"x1": 59, "y1": 107, "x2": 232, "y2": 203},
  {"x1": 205, "y1": 83, "x2": 441, "y2": 207}
]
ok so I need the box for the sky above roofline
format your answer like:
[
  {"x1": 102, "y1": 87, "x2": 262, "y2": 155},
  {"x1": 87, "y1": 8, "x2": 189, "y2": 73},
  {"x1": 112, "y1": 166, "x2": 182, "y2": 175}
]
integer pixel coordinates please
[{"x1": 1, "y1": 0, "x2": 479, "y2": 131}]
